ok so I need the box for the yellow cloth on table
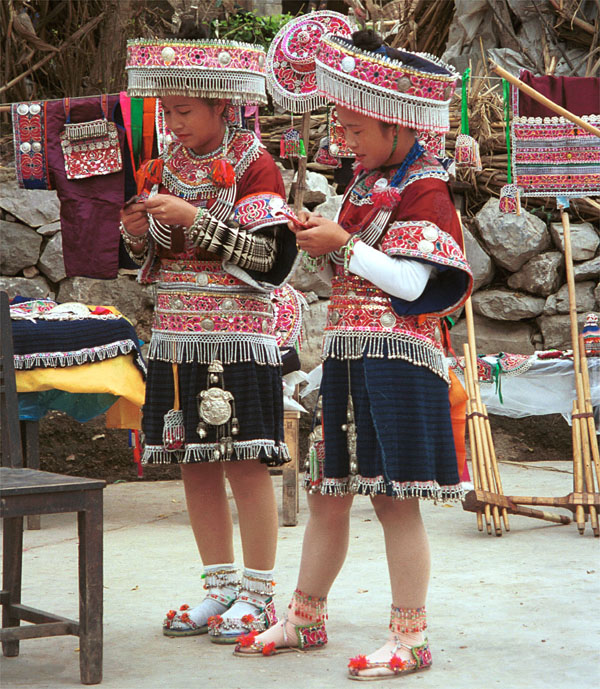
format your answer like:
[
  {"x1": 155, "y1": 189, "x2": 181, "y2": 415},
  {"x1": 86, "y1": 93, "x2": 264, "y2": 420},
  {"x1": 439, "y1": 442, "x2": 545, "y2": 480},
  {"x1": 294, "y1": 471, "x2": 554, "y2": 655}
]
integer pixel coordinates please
[{"x1": 15, "y1": 353, "x2": 145, "y2": 429}]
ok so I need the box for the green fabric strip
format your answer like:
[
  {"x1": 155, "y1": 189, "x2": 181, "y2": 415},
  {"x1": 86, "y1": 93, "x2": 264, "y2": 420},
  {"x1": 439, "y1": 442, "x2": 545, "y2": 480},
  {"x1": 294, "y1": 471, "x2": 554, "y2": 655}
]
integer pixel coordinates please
[
  {"x1": 130, "y1": 97, "x2": 144, "y2": 170},
  {"x1": 503, "y1": 79, "x2": 512, "y2": 185},
  {"x1": 461, "y1": 68, "x2": 471, "y2": 136}
]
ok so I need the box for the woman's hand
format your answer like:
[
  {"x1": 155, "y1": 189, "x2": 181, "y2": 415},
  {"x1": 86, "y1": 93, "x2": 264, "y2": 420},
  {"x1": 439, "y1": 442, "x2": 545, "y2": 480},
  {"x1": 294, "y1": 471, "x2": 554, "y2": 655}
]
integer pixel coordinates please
[
  {"x1": 144, "y1": 195, "x2": 197, "y2": 228},
  {"x1": 291, "y1": 214, "x2": 351, "y2": 258},
  {"x1": 120, "y1": 201, "x2": 149, "y2": 236}
]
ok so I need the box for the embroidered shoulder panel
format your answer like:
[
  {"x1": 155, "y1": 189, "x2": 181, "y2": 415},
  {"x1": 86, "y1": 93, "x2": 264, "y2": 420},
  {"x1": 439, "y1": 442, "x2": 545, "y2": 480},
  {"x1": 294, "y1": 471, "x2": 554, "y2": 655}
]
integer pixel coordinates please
[
  {"x1": 381, "y1": 220, "x2": 472, "y2": 275},
  {"x1": 348, "y1": 151, "x2": 447, "y2": 207},
  {"x1": 161, "y1": 128, "x2": 263, "y2": 200}
]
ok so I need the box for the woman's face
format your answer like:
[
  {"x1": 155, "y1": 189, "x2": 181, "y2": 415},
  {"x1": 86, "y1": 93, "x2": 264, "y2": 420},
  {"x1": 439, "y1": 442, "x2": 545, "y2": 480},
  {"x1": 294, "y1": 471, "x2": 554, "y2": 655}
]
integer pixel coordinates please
[
  {"x1": 161, "y1": 96, "x2": 226, "y2": 154},
  {"x1": 335, "y1": 105, "x2": 395, "y2": 170}
]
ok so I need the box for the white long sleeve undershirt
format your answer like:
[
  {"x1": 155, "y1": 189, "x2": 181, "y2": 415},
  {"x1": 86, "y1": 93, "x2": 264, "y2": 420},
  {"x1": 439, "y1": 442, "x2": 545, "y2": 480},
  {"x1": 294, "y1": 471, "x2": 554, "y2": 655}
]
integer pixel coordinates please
[{"x1": 347, "y1": 240, "x2": 435, "y2": 301}]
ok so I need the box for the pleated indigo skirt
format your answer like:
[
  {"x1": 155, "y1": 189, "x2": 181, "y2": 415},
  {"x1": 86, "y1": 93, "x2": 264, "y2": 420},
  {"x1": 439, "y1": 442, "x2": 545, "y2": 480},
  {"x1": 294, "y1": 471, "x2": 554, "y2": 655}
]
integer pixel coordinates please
[
  {"x1": 142, "y1": 357, "x2": 289, "y2": 467},
  {"x1": 314, "y1": 354, "x2": 464, "y2": 501}
]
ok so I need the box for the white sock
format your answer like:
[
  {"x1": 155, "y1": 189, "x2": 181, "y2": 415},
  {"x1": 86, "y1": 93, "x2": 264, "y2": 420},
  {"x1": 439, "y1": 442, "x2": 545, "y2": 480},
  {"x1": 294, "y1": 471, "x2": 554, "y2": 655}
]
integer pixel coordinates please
[
  {"x1": 222, "y1": 567, "x2": 274, "y2": 621},
  {"x1": 179, "y1": 564, "x2": 238, "y2": 626}
]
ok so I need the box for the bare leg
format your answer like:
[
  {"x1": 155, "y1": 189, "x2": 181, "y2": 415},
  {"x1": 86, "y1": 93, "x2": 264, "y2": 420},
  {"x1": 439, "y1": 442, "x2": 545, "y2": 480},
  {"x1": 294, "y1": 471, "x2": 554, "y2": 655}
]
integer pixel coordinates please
[
  {"x1": 181, "y1": 462, "x2": 234, "y2": 564},
  {"x1": 224, "y1": 459, "x2": 278, "y2": 570},
  {"x1": 352, "y1": 496, "x2": 430, "y2": 678},
  {"x1": 163, "y1": 463, "x2": 238, "y2": 635},
  {"x1": 237, "y1": 491, "x2": 354, "y2": 650}
]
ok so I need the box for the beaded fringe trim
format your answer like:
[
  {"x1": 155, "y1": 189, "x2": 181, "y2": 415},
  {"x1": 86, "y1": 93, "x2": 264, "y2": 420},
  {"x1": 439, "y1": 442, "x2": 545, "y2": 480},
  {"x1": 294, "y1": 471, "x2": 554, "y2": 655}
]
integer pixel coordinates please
[
  {"x1": 290, "y1": 588, "x2": 328, "y2": 624},
  {"x1": 322, "y1": 332, "x2": 449, "y2": 383},
  {"x1": 127, "y1": 70, "x2": 267, "y2": 104},
  {"x1": 14, "y1": 339, "x2": 147, "y2": 375},
  {"x1": 142, "y1": 439, "x2": 290, "y2": 465},
  {"x1": 148, "y1": 331, "x2": 281, "y2": 367},
  {"x1": 203, "y1": 566, "x2": 239, "y2": 591},
  {"x1": 316, "y1": 66, "x2": 450, "y2": 131},
  {"x1": 265, "y1": 76, "x2": 326, "y2": 114},
  {"x1": 241, "y1": 571, "x2": 276, "y2": 596},
  {"x1": 390, "y1": 605, "x2": 427, "y2": 634},
  {"x1": 305, "y1": 474, "x2": 465, "y2": 503}
]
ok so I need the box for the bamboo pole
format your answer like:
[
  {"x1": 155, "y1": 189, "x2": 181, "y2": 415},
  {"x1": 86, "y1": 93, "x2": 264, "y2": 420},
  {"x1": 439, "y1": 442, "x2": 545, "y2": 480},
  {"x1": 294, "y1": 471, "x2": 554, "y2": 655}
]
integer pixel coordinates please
[
  {"x1": 579, "y1": 335, "x2": 600, "y2": 489},
  {"x1": 464, "y1": 295, "x2": 508, "y2": 532},
  {"x1": 293, "y1": 111, "x2": 313, "y2": 214},
  {"x1": 464, "y1": 343, "x2": 494, "y2": 534},
  {"x1": 463, "y1": 490, "x2": 571, "y2": 525},
  {"x1": 481, "y1": 401, "x2": 510, "y2": 532},
  {"x1": 561, "y1": 210, "x2": 582, "y2": 376},
  {"x1": 490, "y1": 61, "x2": 600, "y2": 138},
  {"x1": 572, "y1": 399, "x2": 587, "y2": 533}
]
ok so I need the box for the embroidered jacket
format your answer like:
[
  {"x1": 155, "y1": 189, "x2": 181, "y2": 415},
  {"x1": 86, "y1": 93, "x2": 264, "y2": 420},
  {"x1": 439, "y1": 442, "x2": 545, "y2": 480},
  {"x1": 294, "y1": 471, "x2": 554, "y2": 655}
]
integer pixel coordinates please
[
  {"x1": 134, "y1": 128, "x2": 297, "y2": 367},
  {"x1": 323, "y1": 151, "x2": 473, "y2": 382}
]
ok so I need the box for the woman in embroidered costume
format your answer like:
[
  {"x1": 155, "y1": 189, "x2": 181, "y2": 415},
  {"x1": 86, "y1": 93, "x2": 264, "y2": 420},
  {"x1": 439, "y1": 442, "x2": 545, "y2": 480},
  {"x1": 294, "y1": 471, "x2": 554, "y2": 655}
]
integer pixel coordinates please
[
  {"x1": 120, "y1": 25, "x2": 297, "y2": 644},
  {"x1": 236, "y1": 31, "x2": 472, "y2": 679}
]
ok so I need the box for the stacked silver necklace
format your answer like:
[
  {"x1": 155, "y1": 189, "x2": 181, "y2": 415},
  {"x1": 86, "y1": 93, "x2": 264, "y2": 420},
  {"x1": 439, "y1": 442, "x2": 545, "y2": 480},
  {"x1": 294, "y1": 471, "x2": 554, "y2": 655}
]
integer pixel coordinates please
[{"x1": 148, "y1": 125, "x2": 235, "y2": 249}]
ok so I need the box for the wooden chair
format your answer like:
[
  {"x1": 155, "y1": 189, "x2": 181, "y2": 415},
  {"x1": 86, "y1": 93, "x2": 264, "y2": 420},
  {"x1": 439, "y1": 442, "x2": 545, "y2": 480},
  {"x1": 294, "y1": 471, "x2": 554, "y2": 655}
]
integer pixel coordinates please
[{"x1": 0, "y1": 291, "x2": 105, "y2": 684}]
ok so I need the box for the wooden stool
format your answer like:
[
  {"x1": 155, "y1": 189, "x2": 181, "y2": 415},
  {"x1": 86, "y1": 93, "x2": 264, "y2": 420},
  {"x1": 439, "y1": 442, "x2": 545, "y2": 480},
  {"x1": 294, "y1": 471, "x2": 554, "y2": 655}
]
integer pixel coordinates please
[
  {"x1": 1, "y1": 468, "x2": 105, "y2": 684},
  {"x1": 0, "y1": 291, "x2": 105, "y2": 684}
]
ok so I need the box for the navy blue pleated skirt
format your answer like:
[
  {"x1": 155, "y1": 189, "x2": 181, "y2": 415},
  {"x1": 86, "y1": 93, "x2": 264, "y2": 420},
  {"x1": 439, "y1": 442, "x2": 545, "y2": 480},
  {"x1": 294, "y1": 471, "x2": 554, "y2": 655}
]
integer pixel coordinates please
[
  {"x1": 142, "y1": 357, "x2": 289, "y2": 466},
  {"x1": 313, "y1": 354, "x2": 463, "y2": 501}
]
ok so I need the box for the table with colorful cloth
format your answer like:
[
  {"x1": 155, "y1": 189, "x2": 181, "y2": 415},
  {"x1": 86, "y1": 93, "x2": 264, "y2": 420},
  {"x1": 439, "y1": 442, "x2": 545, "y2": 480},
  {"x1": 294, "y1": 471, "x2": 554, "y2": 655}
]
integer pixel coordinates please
[
  {"x1": 448, "y1": 351, "x2": 600, "y2": 428},
  {"x1": 11, "y1": 299, "x2": 146, "y2": 433}
]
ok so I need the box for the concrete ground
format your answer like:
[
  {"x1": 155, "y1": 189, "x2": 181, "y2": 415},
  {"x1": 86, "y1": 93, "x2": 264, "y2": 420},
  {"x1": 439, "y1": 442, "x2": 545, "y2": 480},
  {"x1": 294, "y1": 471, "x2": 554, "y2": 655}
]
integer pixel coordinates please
[{"x1": 1, "y1": 460, "x2": 598, "y2": 689}]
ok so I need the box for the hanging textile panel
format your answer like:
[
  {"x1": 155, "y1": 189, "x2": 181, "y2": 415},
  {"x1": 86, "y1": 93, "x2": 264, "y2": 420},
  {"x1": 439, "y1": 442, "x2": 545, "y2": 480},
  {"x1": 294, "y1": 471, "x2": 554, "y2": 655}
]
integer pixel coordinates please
[{"x1": 511, "y1": 70, "x2": 600, "y2": 198}]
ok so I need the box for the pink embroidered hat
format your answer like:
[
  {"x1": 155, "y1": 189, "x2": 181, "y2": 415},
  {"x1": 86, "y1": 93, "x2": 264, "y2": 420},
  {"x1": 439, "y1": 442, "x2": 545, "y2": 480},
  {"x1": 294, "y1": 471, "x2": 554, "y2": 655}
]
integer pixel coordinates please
[
  {"x1": 315, "y1": 34, "x2": 459, "y2": 132},
  {"x1": 126, "y1": 38, "x2": 267, "y2": 104},
  {"x1": 266, "y1": 11, "x2": 356, "y2": 113}
]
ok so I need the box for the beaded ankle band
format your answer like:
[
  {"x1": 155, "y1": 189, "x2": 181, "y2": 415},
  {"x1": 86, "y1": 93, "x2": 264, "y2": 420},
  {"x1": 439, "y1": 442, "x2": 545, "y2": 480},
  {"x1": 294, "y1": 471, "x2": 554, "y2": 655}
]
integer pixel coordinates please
[
  {"x1": 202, "y1": 566, "x2": 239, "y2": 591},
  {"x1": 389, "y1": 605, "x2": 427, "y2": 634},
  {"x1": 290, "y1": 588, "x2": 328, "y2": 624},
  {"x1": 240, "y1": 570, "x2": 276, "y2": 597}
]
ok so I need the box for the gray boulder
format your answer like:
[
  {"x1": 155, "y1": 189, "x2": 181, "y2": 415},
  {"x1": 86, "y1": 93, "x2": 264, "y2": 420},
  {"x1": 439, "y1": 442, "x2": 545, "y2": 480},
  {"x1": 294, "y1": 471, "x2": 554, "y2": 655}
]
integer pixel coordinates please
[
  {"x1": 463, "y1": 225, "x2": 494, "y2": 291},
  {"x1": 449, "y1": 312, "x2": 535, "y2": 355},
  {"x1": 472, "y1": 289, "x2": 546, "y2": 320},
  {"x1": 38, "y1": 232, "x2": 66, "y2": 283},
  {"x1": 573, "y1": 256, "x2": 600, "y2": 282},
  {"x1": 507, "y1": 252, "x2": 563, "y2": 296},
  {"x1": 0, "y1": 181, "x2": 60, "y2": 228},
  {"x1": 543, "y1": 281, "x2": 597, "y2": 315},
  {"x1": 550, "y1": 221, "x2": 599, "y2": 261},
  {"x1": 0, "y1": 275, "x2": 53, "y2": 300},
  {"x1": 475, "y1": 198, "x2": 551, "y2": 272},
  {"x1": 0, "y1": 219, "x2": 43, "y2": 276}
]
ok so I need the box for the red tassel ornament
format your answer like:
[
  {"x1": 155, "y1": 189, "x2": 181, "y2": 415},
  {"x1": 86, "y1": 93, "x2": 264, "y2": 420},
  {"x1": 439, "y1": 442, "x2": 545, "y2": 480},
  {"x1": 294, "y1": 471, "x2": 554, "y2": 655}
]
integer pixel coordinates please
[
  {"x1": 236, "y1": 630, "x2": 259, "y2": 647},
  {"x1": 210, "y1": 158, "x2": 235, "y2": 188},
  {"x1": 261, "y1": 642, "x2": 276, "y2": 656},
  {"x1": 348, "y1": 655, "x2": 369, "y2": 670},
  {"x1": 389, "y1": 655, "x2": 408, "y2": 671},
  {"x1": 372, "y1": 186, "x2": 402, "y2": 210}
]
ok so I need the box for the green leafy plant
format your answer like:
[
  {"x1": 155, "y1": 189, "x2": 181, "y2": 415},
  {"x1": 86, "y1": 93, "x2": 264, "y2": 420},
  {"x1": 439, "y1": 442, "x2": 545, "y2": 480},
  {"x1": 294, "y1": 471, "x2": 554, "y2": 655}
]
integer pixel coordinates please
[{"x1": 210, "y1": 11, "x2": 296, "y2": 49}]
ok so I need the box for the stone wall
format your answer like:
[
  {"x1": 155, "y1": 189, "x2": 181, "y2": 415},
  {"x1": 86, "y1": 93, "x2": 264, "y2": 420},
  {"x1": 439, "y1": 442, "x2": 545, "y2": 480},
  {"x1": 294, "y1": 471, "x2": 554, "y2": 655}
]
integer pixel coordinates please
[{"x1": 1, "y1": 168, "x2": 598, "y2": 369}]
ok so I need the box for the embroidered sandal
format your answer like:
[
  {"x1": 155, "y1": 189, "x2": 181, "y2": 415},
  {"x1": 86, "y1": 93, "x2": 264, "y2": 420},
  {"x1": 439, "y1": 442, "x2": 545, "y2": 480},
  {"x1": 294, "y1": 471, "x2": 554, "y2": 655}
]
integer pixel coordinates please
[
  {"x1": 163, "y1": 591, "x2": 236, "y2": 637},
  {"x1": 233, "y1": 614, "x2": 328, "y2": 656},
  {"x1": 348, "y1": 639, "x2": 432, "y2": 681},
  {"x1": 208, "y1": 594, "x2": 278, "y2": 644}
]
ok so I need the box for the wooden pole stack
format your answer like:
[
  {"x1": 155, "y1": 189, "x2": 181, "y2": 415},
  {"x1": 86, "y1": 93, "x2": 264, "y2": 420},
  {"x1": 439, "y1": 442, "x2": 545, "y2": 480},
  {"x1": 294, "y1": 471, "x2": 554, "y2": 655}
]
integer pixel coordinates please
[
  {"x1": 466, "y1": 67, "x2": 600, "y2": 536},
  {"x1": 457, "y1": 213, "x2": 573, "y2": 532},
  {"x1": 507, "y1": 210, "x2": 600, "y2": 537}
]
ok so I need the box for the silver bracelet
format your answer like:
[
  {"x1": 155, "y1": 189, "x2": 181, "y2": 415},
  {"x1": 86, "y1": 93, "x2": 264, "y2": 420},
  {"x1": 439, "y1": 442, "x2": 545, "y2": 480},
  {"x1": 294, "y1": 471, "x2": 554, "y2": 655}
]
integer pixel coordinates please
[
  {"x1": 119, "y1": 221, "x2": 148, "y2": 254},
  {"x1": 186, "y1": 207, "x2": 208, "y2": 246}
]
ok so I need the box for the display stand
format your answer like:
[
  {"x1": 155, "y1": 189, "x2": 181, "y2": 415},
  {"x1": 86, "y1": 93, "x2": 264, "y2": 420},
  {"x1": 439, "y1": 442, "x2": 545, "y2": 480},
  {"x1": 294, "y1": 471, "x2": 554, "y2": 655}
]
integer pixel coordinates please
[{"x1": 461, "y1": 68, "x2": 600, "y2": 536}]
